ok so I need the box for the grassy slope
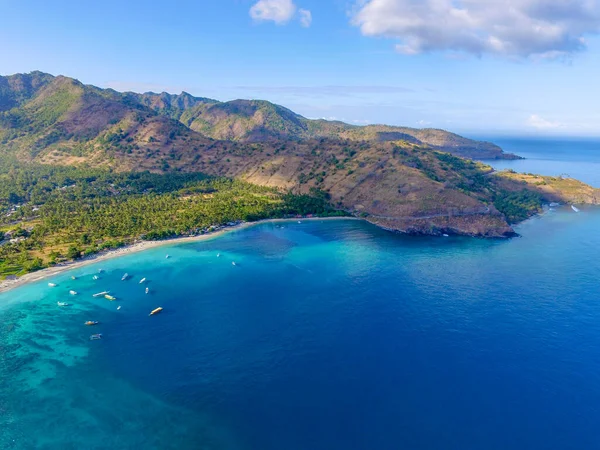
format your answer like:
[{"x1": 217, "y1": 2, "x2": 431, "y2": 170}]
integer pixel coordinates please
[{"x1": 0, "y1": 72, "x2": 598, "y2": 239}]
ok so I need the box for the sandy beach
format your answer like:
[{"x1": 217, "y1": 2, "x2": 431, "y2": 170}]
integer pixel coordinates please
[{"x1": 0, "y1": 216, "x2": 355, "y2": 295}]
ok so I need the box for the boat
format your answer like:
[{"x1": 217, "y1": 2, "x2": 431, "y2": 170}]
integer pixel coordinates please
[
  {"x1": 139, "y1": 278, "x2": 146, "y2": 284},
  {"x1": 149, "y1": 307, "x2": 163, "y2": 316},
  {"x1": 145, "y1": 287, "x2": 149, "y2": 294},
  {"x1": 89, "y1": 333, "x2": 102, "y2": 340},
  {"x1": 71, "y1": 276, "x2": 77, "y2": 280},
  {"x1": 121, "y1": 273, "x2": 129, "y2": 281},
  {"x1": 232, "y1": 261, "x2": 236, "y2": 266},
  {"x1": 48, "y1": 283, "x2": 57, "y2": 287},
  {"x1": 105, "y1": 294, "x2": 117, "y2": 301},
  {"x1": 571, "y1": 205, "x2": 580, "y2": 213},
  {"x1": 443, "y1": 234, "x2": 449, "y2": 237},
  {"x1": 69, "y1": 290, "x2": 77, "y2": 295},
  {"x1": 93, "y1": 275, "x2": 99, "y2": 280},
  {"x1": 165, "y1": 254, "x2": 170, "y2": 259},
  {"x1": 84, "y1": 321, "x2": 99, "y2": 326},
  {"x1": 93, "y1": 291, "x2": 109, "y2": 297},
  {"x1": 57, "y1": 301, "x2": 69, "y2": 307},
  {"x1": 98, "y1": 269, "x2": 104, "y2": 273},
  {"x1": 217, "y1": 253, "x2": 220, "y2": 257},
  {"x1": 117, "y1": 306, "x2": 122, "y2": 310}
]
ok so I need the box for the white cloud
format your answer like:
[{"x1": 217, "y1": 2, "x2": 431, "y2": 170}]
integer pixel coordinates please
[
  {"x1": 249, "y1": 0, "x2": 312, "y2": 27},
  {"x1": 299, "y1": 8, "x2": 312, "y2": 27},
  {"x1": 351, "y1": 0, "x2": 600, "y2": 58},
  {"x1": 250, "y1": 0, "x2": 297, "y2": 25},
  {"x1": 527, "y1": 114, "x2": 562, "y2": 129}
]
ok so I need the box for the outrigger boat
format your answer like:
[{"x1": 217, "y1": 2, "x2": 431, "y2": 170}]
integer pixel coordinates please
[
  {"x1": 93, "y1": 291, "x2": 109, "y2": 297},
  {"x1": 89, "y1": 334, "x2": 102, "y2": 340},
  {"x1": 57, "y1": 301, "x2": 69, "y2": 307},
  {"x1": 149, "y1": 307, "x2": 163, "y2": 316},
  {"x1": 84, "y1": 321, "x2": 99, "y2": 326}
]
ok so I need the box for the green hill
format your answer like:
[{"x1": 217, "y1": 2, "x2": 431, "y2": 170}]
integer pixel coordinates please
[{"x1": 0, "y1": 71, "x2": 597, "y2": 242}]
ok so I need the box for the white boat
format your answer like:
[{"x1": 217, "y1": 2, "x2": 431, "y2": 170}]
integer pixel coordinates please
[
  {"x1": 98, "y1": 269, "x2": 104, "y2": 273},
  {"x1": 57, "y1": 301, "x2": 69, "y2": 307},
  {"x1": 117, "y1": 306, "x2": 122, "y2": 310},
  {"x1": 232, "y1": 261, "x2": 236, "y2": 266},
  {"x1": 145, "y1": 287, "x2": 149, "y2": 294},
  {"x1": 93, "y1": 275, "x2": 99, "y2": 280},
  {"x1": 48, "y1": 283, "x2": 57, "y2": 287},
  {"x1": 69, "y1": 290, "x2": 78, "y2": 295},
  {"x1": 571, "y1": 205, "x2": 580, "y2": 213},
  {"x1": 71, "y1": 276, "x2": 77, "y2": 280},
  {"x1": 217, "y1": 253, "x2": 220, "y2": 257},
  {"x1": 121, "y1": 273, "x2": 129, "y2": 281},
  {"x1": 443, "y1": 234, "x2": 449, "y2": 237},
  {"x1": 93, "y1": 291, "x2": 109, "y2": 297},
  {"x1": 139, "y1": 278, "x2": 146, "y2": 284},
  {"x1": 165, "y1": 255, "x2": 170, "y2": 259}
]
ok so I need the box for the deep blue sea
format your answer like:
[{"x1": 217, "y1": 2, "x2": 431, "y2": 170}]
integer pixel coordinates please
[
  {"x1": 483, "y1": 136, "x2": 600, "y2": 187},
  {"x1": 2, "y1": 138, "x2": 600, "y2": 450}
]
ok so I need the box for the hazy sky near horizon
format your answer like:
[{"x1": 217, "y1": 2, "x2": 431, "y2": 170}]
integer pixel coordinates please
[{"x1": 1, "y1": 0, "x2": 600, "y2": 136}]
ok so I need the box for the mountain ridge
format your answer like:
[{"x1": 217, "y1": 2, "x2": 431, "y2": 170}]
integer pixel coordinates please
[{"x1": 0, "y1": 71, "x2": 597, "y2": 238}]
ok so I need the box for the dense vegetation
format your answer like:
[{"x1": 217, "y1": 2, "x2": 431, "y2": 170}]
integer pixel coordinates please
[
  {"x1": 0, "y1": 162, "x2": 342, "y2": 278},
  {"x1": 492, "y1": 190, "x2": 544, "y2": 223}
]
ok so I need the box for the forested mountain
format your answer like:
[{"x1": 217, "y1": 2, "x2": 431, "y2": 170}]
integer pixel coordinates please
[{"x1": 0, "y1": 70, "x2": 598, "y2": 253}]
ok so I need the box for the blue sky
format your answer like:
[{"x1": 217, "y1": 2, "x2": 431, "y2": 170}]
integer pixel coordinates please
[{"x1": 1, "y1": 0, "x2": 600, "y2": 136}]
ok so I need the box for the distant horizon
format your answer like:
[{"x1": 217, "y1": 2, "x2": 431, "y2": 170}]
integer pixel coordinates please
[
  {"x1": 2, "y1": 0, "x2": 599, "y2": 136},
  {"x1": 4, "y1": 68, "x2": 600, "y2": 141}
]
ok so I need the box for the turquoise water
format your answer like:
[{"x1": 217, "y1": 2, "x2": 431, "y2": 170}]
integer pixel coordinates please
[
  {"x1": 482, "y1": 136, "x2": 600, "y2": 187},
  {"x1": 3, "y1": 209, "x2": 600, "y2": 449}
]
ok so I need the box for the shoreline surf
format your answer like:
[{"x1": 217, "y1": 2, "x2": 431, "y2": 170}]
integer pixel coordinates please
[{"x1": 0, "y1": 216, "x2": 357, "y2": 295}]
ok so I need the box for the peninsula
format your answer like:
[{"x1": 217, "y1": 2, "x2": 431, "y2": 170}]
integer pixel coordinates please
[{"x1": 1, "y1": 71, "x2": 599, "y2": 278}]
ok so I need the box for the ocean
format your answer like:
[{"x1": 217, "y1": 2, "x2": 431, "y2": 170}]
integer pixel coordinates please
[
  {"x1": 483, "y1": 136, "x2": 600, "y2": 188},
  {"x1": 1, "y1": 137, "x2": 600, "y2": 450}
]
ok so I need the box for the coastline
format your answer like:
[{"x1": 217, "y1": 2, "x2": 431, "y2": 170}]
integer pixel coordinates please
[{"x1": 0, "y1": 216, "x2": 357, "y2": 295}]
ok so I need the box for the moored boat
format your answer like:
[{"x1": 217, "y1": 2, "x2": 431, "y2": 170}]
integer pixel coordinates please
[
  {"x1": 89, "y1": 333, "x2": 102, "y2": 340},
  {"x1": 145, "y1": 287, "x2": 149, "y2": 294},
  {"x1": 105, "y1": 294, "x2": 117, "y2": 301},
  {"x1": 48, "y1": 282, "x2": 57, "y2": 287},
  {"x1": 69, "y1": 290, "x2": 77, "y2": 295},
  {"x1": 93, "y1": 291, "x2": 109, "y2": 297},
  {"x1": 57, "y1": 301, "x2": 69, "y2": 307},
  {"x1": 93, "y1": 275, "x2": 99, "y2": 280},
  {"x1": 121, "y1": 273, "x2": 129, "y2": 281},
  {"x1": 572, "y1": 205, "x2": 580, "y2": 213},
  {"x1": 84, "y1": 321, "x2": 99, "y2": 326},
  {"x1": 149, "y1": 307, "x2": 163, "y2": 316},
  {"x1": 139, "y1": 278, "x2": 146, "y2": 284}
]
